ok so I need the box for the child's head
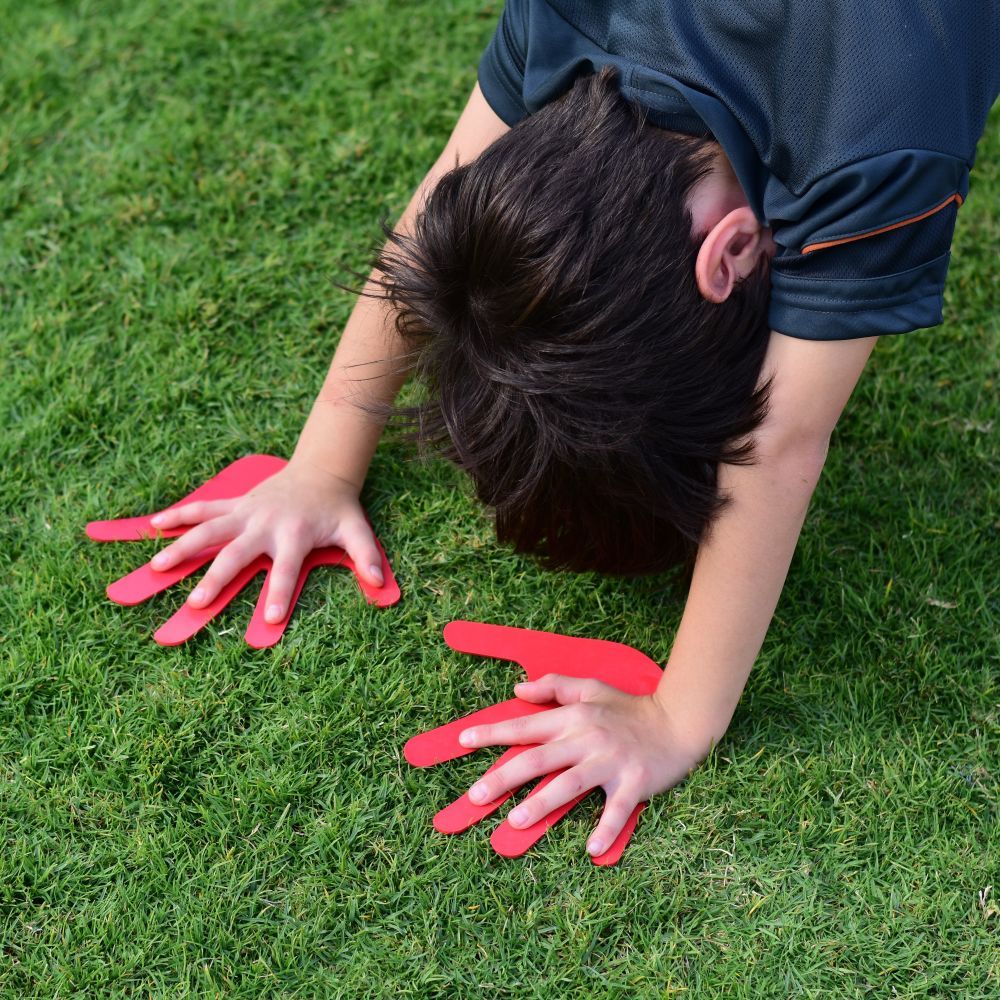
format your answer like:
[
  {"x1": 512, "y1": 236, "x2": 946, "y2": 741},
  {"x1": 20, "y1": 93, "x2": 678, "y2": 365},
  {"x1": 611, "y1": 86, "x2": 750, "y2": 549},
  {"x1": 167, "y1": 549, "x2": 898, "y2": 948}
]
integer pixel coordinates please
[{"x1": 378, "y1": 69, "x2": 773, "y2": 575}]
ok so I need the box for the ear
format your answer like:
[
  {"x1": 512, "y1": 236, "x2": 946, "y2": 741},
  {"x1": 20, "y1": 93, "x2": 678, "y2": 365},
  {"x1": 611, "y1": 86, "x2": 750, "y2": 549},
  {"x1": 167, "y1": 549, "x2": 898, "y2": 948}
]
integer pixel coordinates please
[{"x1": 694, "y1": 207, "x2": 767, "y2": 304}]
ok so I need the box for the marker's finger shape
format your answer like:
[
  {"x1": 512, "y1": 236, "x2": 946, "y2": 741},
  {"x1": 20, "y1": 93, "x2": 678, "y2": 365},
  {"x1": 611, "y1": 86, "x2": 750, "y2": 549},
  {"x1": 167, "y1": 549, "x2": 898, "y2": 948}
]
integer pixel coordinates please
[
  {"x1": 243, "y1": 540, "x2": 398, "y2": 648},
  {"x1": 85, "y1": 454, "x2": 288, "y2": 541},
  {"x1": 442, "y1": 620, "x2": 663, "y2": 693},
  {"x1": 443, "y1": 620, "x2": 546, "y2": 669},
  {"x1": 106, "y1": 547, "x2": 221, "y2": 605},
  {"x1": 490, "y1": 769, "x2": 589, "y2": 858},
  {"x1": 591, "y1": 803, "x2": 644, "y2": 868},
  {"x1": 86, "y1": 519, "x2": 188, "y2": 542},
  {"x1": 404, "y1": 698, "x2": 553, "y2": 767},
  {"x1": 243, "y1": 547, "x2": 346, "y2": 649},
  {"x1": 433, "y1": 746, "x2": 536, "y2": 834},
  {"x1": 154, "y1": 555, "x2": 271, "y2": 646}
]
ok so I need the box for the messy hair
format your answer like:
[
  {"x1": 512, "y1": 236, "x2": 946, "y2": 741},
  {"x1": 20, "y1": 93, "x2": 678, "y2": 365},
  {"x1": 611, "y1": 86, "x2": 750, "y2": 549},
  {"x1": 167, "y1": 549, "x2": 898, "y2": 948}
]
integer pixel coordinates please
[{"x1": 375, "y1": 68, "x2": 772, "y2": 575}]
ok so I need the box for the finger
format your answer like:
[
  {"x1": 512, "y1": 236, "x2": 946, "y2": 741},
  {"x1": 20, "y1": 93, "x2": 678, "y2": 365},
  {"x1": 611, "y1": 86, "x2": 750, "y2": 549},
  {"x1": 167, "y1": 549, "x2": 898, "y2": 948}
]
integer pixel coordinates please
[
  {"x1": 244, "y1": 548, "x2": 315, "y2": 648},
  {"x1": 588, "y1": 784, "x2": 646, "y2": 864},
  {"x1": 187, "y1": 537, "x2": 266, "y2": 608},
  {"x1": 457, "y1": 703, "x2": 569, "y2": 751},
  {"x1": 154, "y1": 556, "x2": 270, "y2": 646},
  {"x1": 433, "y1": 745, "x2": 534, "y2": 834},
  {"x1": 503, "y1": 761, "x2": 599, "y2": 829},
  {"x1": 149, "y1": 517, "x2": 237, "y2": 572},
  {"x1": 403, "y1": 698, "x2": 551, "y2": 767},
  {"x1": 85, "y1": 455, "x2": 286, "y2": 542},
  {"x1": 489, "y1": 767, "x2": 592, "y2": 858},
  {"x1": 513, "y1": 674, "x2": 605, "y2": 706},
  {"x1": 106, "y1": 546, "x2": 220, "y2": 605},
  {"x1": 467, "y1": 739, "x2": 581, "y2": 806},
  {"x1": 335, "y1": 516, "x2": 386, "y2": 588},
  {"x1": 260, "y1": 540, "x2": 312, "y2": 624},
  {"x1": 86, "y1": 512, "x2": 188, "y2": 543},
  {"x1": 149, "y1": 499, "x2": 234, "y2": 532},
  {"x1": 591, "y1": 802, "x2": 645, "y2": 868},
  {"x1": 359, "y1": 533, "x2": 401, "y2": 607}
]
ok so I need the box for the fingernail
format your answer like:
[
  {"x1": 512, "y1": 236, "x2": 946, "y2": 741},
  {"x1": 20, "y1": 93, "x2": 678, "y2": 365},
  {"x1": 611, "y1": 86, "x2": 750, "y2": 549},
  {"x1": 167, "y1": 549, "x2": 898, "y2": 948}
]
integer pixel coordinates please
[
  {"x1": 150, "y1": 514, "x2": 165, "y2": 526},
  {"x1": 508, "y1": 806, "x2": 528, "y2": 827},
  {"x1": 266, "y1": 604, "x2": 283, "y2": 624},
  {"x1": 468, "y1": 783, "x2": 488, "y2": 804},
  {"x1": 458, "y1": 730, "x2": 475, "y2": 747},
  {"x1": 189, "y1": 588, "x2": 206, "y2": 605},
  {"x1": 151, "y1": 554, "x2": 167, "y2": 569},
  {"x1": 368, "y1": 564, "x2": 384, "y2": 587},
  {"x1": 587, "y1": 838, "x2": 604, "y2": 856}
]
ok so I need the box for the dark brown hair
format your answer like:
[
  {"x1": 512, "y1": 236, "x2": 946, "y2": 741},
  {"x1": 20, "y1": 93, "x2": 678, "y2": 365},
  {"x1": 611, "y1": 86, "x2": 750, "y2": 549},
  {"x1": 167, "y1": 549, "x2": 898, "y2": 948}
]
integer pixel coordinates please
[{"x1": 375, "y1": 69, "x2": 772, "y2": 575}]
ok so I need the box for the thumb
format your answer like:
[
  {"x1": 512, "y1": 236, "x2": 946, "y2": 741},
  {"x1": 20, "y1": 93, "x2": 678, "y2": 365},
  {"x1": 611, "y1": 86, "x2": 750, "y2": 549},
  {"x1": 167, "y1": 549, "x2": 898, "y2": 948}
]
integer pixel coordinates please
[
  {"x1": 514, "y1": 674, "x2": 595, "y2": 705},
  {"x1": 338, "y1": 516, "x2": 384, "y2": 588}
]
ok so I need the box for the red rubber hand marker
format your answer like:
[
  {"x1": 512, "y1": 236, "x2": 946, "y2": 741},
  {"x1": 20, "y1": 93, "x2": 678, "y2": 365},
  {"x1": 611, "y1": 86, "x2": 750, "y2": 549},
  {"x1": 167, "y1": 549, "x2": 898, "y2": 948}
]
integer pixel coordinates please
[
  {"x1": 404, "y1": 621, "x2": 662, "y2": 866},
  {"x1": 86, "y1": 455, "x2": 400, "y2": 647}
]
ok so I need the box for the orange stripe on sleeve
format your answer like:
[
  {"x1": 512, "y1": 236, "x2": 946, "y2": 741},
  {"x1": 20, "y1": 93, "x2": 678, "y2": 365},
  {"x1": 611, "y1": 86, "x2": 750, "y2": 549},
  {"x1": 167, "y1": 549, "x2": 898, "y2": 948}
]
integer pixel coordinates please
[{"x1": 801, "y1": 193, "x2": 964, "y2": 255}]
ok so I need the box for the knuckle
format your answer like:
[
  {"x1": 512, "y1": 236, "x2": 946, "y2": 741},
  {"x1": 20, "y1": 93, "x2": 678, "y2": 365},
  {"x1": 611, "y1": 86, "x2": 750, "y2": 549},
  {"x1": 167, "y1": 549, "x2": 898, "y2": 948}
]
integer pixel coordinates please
[
  {"x1": 282, "y1": 520, "x2": 311, "y2": 546},
  {"x1": 166, "y1": 536, "x2": 194, "y2": 559},
  {"x1": 510, "y1": 715, "x2": 532, "y2": 736},
  {"x1": 622, "y1": 763, "x2": 650, "y2": 789},
  {"x1": 522, "y1": 796, "x2": 546, "y2": 821},
  {"x1": 521, "y1": 747, "x2": 548, "y2": 773},
  {"x1": 593, "y1": 733, "x2": 618, "y2": 758},
  {"x1": 209, "y1": 548, "x2": 243, "y2": 578},
  {"x1": 607, "y1": 793, "x2": 634, "y2": 817}
]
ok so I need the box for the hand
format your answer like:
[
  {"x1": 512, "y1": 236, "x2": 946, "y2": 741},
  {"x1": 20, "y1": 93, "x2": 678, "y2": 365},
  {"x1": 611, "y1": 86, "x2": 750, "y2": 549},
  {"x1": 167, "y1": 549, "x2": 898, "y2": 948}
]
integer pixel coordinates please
[
  {"x1": 460, "y1": 676, "x2": 707, "y2": 860},
  {"x1": 86, "y1": 454, "x2": 400, "y2": 646},
  {"x1": 405, "y1": 621, "x2": 679, "y2": 866}
]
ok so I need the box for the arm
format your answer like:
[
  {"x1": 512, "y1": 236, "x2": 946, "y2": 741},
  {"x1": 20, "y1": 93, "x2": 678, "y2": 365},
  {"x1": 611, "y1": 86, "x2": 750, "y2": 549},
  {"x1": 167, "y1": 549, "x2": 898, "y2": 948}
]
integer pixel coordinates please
[
  {"x1": 652, "y1": 332, "x2": 878, "y2": 744},
  {"x1": 459, "y1": 331, "x2": 878, "y2": 855},
  {"x1": 149, "y1": 84, "x2": 509, "y2": 620},
  {"x1": 291, "y1": 83, "x2": 510, "y2": 489}
]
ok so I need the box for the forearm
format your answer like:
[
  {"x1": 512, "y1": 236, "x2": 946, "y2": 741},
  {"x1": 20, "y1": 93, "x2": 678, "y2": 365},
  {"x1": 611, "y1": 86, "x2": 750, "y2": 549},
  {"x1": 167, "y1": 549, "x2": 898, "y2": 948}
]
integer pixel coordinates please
[
  {"x1": 653, "y1": 435, "x2": 828, "y2": 748},
  {"x1": 653, "y1": 329, "x2": 877, "y2": 754},
  {"x1": 291, "y1": 180, "x2": 435, "y2": 488},
  {"x1": 291, "y1": 278, "x2": 410, "y2": 488},
  {"x1": 292, "y1": 83, "x2": 509, "y2": 489}
]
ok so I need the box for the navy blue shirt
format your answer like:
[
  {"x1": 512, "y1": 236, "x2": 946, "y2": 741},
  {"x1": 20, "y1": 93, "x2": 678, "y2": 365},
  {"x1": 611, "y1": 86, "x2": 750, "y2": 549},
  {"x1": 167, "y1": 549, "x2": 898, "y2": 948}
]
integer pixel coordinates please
[{"x1": 478, "y1": 1, "x2": 999, "y2": 340}]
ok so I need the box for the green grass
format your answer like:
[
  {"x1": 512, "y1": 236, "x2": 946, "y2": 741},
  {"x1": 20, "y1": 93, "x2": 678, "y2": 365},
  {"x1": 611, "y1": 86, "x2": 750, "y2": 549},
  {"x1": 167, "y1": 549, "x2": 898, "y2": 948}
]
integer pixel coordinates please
[{"x1": 1, "y1": 1, "x2": 997, "y2": 995}]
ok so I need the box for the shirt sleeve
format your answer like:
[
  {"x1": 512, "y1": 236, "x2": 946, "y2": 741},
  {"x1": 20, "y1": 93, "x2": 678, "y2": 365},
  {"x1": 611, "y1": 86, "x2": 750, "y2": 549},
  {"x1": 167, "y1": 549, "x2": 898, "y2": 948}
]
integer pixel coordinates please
[
  {"x1": 766, "y1": 180, "x2": 967, "y2": 341},
  {"x1": 478, "y1": 0, "x2": 531, "y2": 126}
]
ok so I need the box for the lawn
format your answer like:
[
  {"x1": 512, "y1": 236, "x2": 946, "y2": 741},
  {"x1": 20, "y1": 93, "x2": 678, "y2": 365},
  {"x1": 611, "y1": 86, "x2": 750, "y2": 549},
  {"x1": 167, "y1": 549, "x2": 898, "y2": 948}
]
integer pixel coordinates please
[{"x1": 1, "y1": 1, "x2": 997, "y2": 996}]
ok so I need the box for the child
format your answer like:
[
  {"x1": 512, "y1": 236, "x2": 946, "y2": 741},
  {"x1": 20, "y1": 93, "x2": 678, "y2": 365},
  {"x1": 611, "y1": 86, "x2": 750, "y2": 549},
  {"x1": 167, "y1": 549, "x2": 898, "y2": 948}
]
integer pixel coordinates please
[{"x1": 146, "y1": 2, "x2": 997, "y2": 856}]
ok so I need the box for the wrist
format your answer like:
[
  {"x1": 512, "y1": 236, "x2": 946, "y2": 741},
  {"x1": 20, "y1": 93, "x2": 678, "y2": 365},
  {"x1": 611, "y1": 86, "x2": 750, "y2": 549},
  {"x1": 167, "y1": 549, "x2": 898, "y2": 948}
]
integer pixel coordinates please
[
  {"x1": 650, "y1": 677, "x2": 734, "y2": 757},
  {"x1": 284, "y1": 453, "x2": 366, "y2": 499}
]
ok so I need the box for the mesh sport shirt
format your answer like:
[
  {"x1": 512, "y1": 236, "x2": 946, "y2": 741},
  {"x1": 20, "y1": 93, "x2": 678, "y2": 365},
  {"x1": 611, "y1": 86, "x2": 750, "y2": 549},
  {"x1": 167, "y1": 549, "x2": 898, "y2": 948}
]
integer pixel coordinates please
[{"x1": 478, "y1": 1, "x2": 998, "y2": 339}]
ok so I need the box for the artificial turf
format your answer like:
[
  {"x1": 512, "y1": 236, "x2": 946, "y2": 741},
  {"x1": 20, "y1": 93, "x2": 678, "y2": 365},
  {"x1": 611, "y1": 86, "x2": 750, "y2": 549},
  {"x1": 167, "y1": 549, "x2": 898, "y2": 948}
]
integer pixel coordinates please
[{"x1": 1, "y1": 1, "x2": 997, "y2": 995}]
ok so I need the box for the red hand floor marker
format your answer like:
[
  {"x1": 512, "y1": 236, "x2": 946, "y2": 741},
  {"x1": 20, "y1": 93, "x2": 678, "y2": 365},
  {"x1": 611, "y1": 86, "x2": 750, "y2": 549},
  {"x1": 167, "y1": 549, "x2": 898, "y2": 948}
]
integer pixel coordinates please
[
  {"x1": 87, "y1": 455, "x2": 400, "y2": 647},
  {"x1": 405, "y1": 621, "x2": 662, "y2": 866}
]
